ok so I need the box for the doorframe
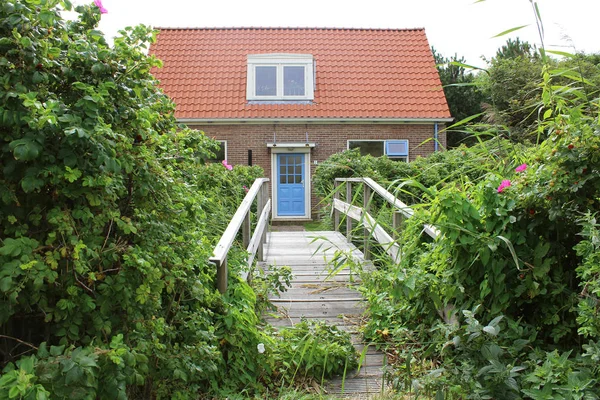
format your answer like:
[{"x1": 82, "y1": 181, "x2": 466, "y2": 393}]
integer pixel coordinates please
[{"x1": 270, "y1": 147, "x2": 311, "y2": 220}]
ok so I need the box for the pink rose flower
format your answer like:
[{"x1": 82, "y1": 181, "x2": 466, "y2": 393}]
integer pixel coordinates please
[
  {"x1": 515, "y1": 164, "x2": 527, "y2": 173},
  {"x1": 221, "y1": 160, "x2": 233, "y2": 171},
  {"x1": 94, "y1": 0, "x2": 108, "y2": 14},
  {"x1": 497, "y1": 179, "x2": 511, "y2": 193}
]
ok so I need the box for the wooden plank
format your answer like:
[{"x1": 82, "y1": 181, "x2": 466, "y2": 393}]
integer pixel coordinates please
[
  {"x1": 346, "y1": 181, "x2": 353, "y2": 242},
  {"x1": 363, "y1": 177, "x2": 414, "y2": 218},
  {"x1": 334, "y1": 199, "x2": 401, "y2": 263},
  {"x1": 270, "y1": 297, "x2": 363, "y2": 303},
  {"x1": 246, "y1": 199, "x2": 271, "y2": 268}
]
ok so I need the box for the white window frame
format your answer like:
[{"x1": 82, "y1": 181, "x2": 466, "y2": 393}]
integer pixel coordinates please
[
  {"x1": 347, "y1": 139, "x2": 409, "y2": 162},
  {"x1": 247, "y1": 54, "x2": 314, "y2": 101},
  {"x1": 208, "y1": 140, "x2": 227, "y2": 162}
]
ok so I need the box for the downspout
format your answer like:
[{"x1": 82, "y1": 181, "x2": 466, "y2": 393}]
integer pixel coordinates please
[{"x1": 434, "y1": 123, "x2": 439, "y2": 152}]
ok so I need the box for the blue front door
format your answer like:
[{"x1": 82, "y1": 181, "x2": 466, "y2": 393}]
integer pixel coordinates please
[{"x1": 277, "y1": 153, "x2": 305, "y2": 216}]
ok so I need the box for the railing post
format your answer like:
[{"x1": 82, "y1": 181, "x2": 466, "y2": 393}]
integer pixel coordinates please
[
  {"x1": 363, "y1": 183, "x2": 371, "y2": 260},
  {"x1": 333, "y1": 180, "x2": 340, "y2": 232},
  {"x1": 393, "y1": 211, "x2": 404, "y2": 240},
  {"x1": 216, "y1": 258, "x2": 227, "y2": 294},
  {"x1": 242, "y1": 212, "x2": 251, "y2": 250},
  {"x1": 257, "y1": 183, "x2": 266, "y2": 261},
  {"x1": 346, "y1": 182, "x2": 353, "y2": 242}
]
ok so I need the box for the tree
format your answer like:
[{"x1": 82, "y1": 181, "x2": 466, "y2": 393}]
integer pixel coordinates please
[
  {"x1": 494, "y1": 37, "x2": 538, "y2": 60},
  {"x1": 431, "y1": 48, "x2": 487, "y2": 147},
  {"x1": 478, "y1": 38, "x2": 600, "y2": 142}
]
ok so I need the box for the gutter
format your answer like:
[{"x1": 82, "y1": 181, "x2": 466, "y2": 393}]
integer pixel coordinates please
[
  {"x1": 434, "y1": 123, "x2": 439, "y2": 151},
  {"x1": 177, "y1": 117, "x2": 454, "y2": 125}
]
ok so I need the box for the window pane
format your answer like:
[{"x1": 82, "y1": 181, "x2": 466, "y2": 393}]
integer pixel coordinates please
[
  {"x1": 349, "y1": 141, "x2": 384, "y2": 157},
  {"x1": 207, "y1": 141, "x2": 225, "y2": 162},
  {"x1": 284, "y1": 66, "x2": 305, "y2": 96},
  {"x1": 386, "y1": 140, "x2": 408, "y2": 156},
  {"x1": 295, "y1": 175, "x2": 302, "y2": 184},
  {"x1": 256, "y1": 66, "x2": 277, "y2": 96}
]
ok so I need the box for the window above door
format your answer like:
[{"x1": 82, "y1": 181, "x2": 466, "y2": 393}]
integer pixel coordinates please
[{"x1": 247, "y1": 54, "x2": 315, "y2": 101}]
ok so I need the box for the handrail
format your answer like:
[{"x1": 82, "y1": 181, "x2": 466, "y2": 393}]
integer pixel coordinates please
[
  {"x1": 333, "y1": 177, "x2": 439, "y2": 263},
  {"x1": 210, "y1": 178, "x2": 271, "y2": 293}
]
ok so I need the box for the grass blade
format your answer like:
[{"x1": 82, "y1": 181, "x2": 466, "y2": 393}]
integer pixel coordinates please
[{"x1": 491, "y1": 25, "x2": 529, "y2": 38}]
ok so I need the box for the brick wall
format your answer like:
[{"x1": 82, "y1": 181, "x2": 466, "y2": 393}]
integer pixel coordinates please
[{"x1": 188, "y1": 123, "x2": 446, "y2": 219}]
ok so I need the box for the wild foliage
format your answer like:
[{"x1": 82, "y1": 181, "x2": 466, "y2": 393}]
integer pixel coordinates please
[{"x1": 0, "y1": 0, "x2": 268, "y2": 398}]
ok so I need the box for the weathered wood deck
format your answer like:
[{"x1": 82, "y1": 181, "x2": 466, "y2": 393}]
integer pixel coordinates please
[{"x1": 260, "y1": 230, "x2": 387, "y2": 398}]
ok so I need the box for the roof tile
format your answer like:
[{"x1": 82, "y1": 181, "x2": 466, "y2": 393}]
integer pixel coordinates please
[{"x1": 150, "y1": 27, "x2": 450, "y2": 120}]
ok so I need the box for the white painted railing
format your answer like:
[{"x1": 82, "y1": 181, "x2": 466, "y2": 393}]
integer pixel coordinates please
[
  {"x1": 333, "y1": 177, "x2": 439, "y2": 263},
  {"x1": 210, "y1": 178, "x2": 271, "y2": 293}
]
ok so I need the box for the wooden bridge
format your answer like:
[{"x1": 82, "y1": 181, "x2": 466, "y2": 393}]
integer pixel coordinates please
[
  {"x1": 261, "y1": 229, "x2": 385, "y2": 397},
  {"x1": 210, "y1": 177, "x2": 438, "y2": 398}
]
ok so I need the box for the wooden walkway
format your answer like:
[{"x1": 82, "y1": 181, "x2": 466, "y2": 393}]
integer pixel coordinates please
[{"x1": 260, "y1": 230, "x2": 387, "y2": 398}]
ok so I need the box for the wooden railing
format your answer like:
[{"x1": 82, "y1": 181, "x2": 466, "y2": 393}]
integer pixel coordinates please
[
  {"x1": 333, "y1": 177, "x2": 439, "y2": 263},
  {"x1": 210, "y1": 178, "x2": 271, "y2": 294}
]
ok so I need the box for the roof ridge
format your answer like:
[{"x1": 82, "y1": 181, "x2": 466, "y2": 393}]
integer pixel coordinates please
[{"x1": 153, "y1": 26, "x2": 425, "y2": 32}]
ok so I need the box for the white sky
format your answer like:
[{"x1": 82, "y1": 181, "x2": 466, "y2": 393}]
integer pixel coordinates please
[{"x1": 74, "y1": 0, "x2": 598, "y2": 67}]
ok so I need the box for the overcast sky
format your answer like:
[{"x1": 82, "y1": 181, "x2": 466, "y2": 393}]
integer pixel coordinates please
[{"x1": 75, "y1": 0, "x2": 598, "y2": 66}]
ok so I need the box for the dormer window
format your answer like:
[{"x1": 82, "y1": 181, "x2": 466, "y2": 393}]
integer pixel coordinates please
[{"x1": 247, "y1": 54, "x2": 314, "y2": 101}]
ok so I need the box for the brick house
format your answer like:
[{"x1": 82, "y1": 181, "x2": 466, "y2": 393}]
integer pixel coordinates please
[{"x1": 149, "y1": 28, "x2": 451, "y2": 220}]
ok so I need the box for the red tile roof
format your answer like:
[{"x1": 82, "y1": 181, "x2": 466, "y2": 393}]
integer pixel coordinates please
[{"x1": 149, "y1": 27, "x2": 451, "y2": 120}]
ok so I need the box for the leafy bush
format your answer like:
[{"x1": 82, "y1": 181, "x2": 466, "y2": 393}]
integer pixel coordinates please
[
  {"x1": 276, "y1": 319, "x2": 358, "y2": 381},
  {"x1": 313, "y1": 140, "x2": 521, "y2": 207},
  {"x1": 358, "y1": 74, "x2": 600, "y2": 397},
  {"x1": 0, "y1": 1, "x2": 265, "y2": 398}
]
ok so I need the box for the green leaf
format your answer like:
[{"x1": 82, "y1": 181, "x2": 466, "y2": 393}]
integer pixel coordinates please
[
  {"x1": 49, "y1": 345, "x2": 65, "y2": 356},
  {"x1": 447, "y1": 113, "x2": 485, "y2": 129},
  {"x1": 8, "y1": 385, "x2": 20, "y2": 398},
  {"x1": 10, "y1": 139, "x2": 42, "y2": 161},
  {"x1": 0, "y1": 238, "x2": 21, "y2": 257},
  {"x1": 448, "y1": 61, "x2": 487, "y2": 72},
  {"x1": 77, "y1": 356, "x2": 98, "y2": 368},
  {"x1": 483, "y1": 325, "x2": 499, "y2": 336},
  {"x1": 38, "y1": 11, "x2": 55, "y2": 26},
  {"x1": 20, "y1": 37, "x2": 32, "y2": 48},
  {"x1": 0, "y1": 277, "x2": 13, "y2": 292},
  {"x1": 546, "y1": 49, "x2": 575, "y2": 58},
  {"x1": 64, "y1": 166, "x2": 82, "y2": 183},
  {"x1": 496, "y1": 235, "x2": 521, "y2": 271},
  {"x1": 18, "y1": 356, "x2": 35, "y2": 374},
  {"x1": 91, "y1": 63, "x2": 105, "y2": 75},
  {"x1": 21, "y1": 176, "x2": 44, "y2": 193},
  {"x1": 491, "y1": 25, "x2": 530, "y2": 38},
  {"x1": 64, "y1": 366, "x2": 83, "y2": 385}
]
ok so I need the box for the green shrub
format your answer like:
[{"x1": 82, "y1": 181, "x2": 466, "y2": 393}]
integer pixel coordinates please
[
  {"x1": 359, "y1": 95, "x2": 600, "y2": 397},
  {"x1": 0, "y1": 1, "x2": 265, "y2": 398},
  {"x1": 276, "y1": 319, "x2": 358, "y2": 381}
]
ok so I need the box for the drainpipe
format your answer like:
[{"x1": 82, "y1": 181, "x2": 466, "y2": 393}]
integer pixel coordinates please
[{"x1": 434, "y1": 123, "x2": 439, "y2": 152}]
